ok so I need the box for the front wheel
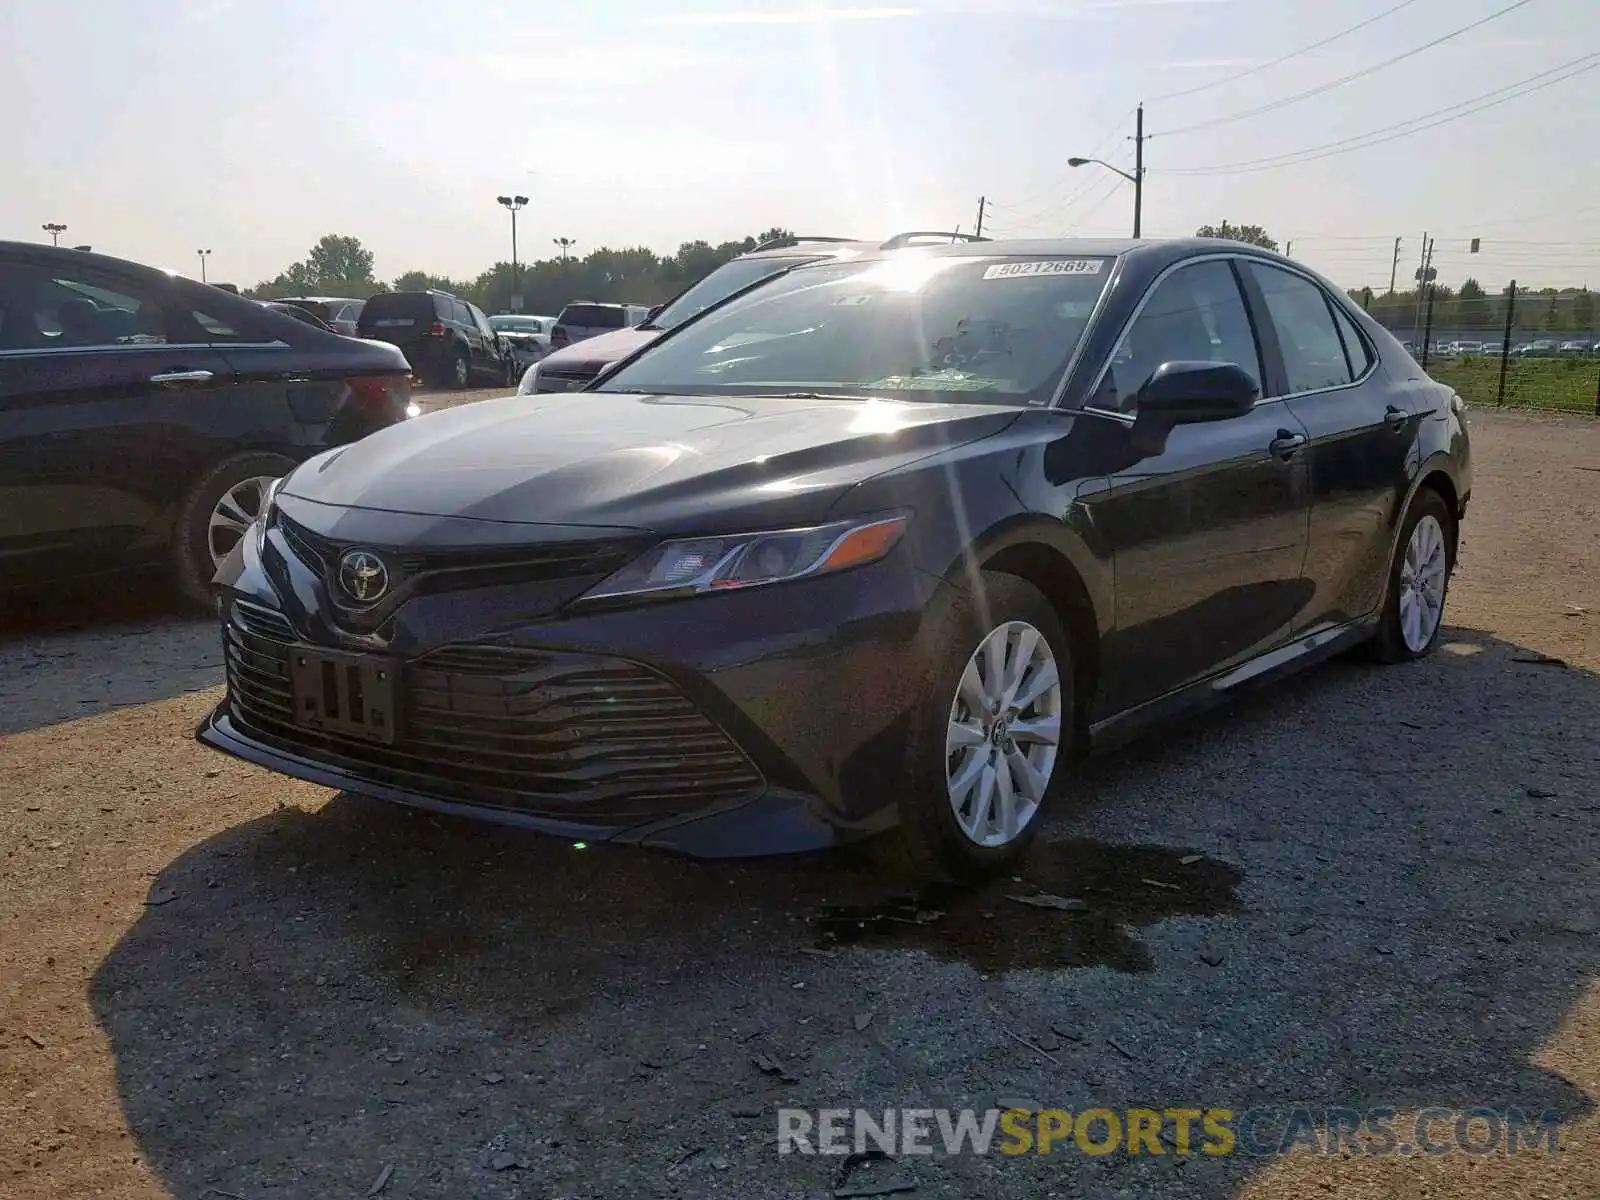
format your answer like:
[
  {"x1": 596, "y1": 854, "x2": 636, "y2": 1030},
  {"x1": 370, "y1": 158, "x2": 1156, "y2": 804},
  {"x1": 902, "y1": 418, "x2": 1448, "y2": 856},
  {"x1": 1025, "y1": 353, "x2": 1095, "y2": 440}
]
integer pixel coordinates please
[
  {"x1": 1368, "y1": 487, "x2": 1455, "y2": 663},
  {"x1": 895, "y1": 570, "x2": 1074, "y2": 882}
]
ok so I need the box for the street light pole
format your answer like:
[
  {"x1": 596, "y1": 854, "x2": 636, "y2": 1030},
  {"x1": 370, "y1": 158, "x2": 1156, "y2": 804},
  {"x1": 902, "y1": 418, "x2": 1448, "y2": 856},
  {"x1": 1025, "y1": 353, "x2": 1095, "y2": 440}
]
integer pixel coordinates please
[
  {"x1": 553, "y1": 237, "x2": 576, "y2": 264},
  {"x1": 496, "y1": 195, "x2": 529, "y2": 311},
  {"x1": 197, "y1": 248, "x2": 212, "y2": 283},
  {"x1": 42, "y1": 223, "x2": 67, "y2": 246},
  {"x1": 1066, "y1": 102, "x2": 1145, "y2": 237}
]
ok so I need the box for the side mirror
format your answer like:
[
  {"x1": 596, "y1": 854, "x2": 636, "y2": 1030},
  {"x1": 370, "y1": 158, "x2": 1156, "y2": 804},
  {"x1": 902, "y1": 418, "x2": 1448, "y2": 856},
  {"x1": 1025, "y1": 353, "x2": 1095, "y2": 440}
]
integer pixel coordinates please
[
  {"x1": 1135, "y1": 360, "x2": 1259, "y2": 423},
  {"x1": 646, "y1": 304, "x2": 664, "y2": 321}
]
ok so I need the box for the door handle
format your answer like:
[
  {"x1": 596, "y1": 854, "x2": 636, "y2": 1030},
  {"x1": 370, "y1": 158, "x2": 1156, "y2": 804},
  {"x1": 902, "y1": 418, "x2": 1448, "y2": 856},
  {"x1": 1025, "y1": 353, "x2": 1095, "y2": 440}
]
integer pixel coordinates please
[
  {"x1": 149, "y1": 369, "x2": 215, "y2": 386},
  {"x1": 1383, "y1": 404, "x2": 1409, "y2": 430},
  {"x1": 1269, "y1": 430, "x2": 1308, "y2": 460}
]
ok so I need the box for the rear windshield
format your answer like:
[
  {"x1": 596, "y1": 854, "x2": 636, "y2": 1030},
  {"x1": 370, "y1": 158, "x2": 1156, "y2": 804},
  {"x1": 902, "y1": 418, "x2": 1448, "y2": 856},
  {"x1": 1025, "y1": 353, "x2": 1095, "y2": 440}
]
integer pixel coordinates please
[
  {"x1": 281, "y1": 300, "x2": 332, "y2": 321},
  {"x1": 357, "y1": 293, "x2": 440, "y2": 329},
  {"x1": 558, "y1": 304, "x2": 627, "y2": 329},
  {"x1": 596, "y1": 254, "x2": 1116, "y2": 407},
  {"x1": 650, "y1": 256, "x2": 812, "y2": 330},
  {"x1": 490, "y1": 316, "x2": 544, "y2": 333}
]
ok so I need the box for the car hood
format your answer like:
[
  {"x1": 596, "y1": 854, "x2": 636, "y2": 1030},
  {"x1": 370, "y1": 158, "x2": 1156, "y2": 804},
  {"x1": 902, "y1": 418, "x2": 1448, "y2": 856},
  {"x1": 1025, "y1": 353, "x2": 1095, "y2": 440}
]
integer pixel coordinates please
[
  {"x1": 540, "y1": 327, "x2": 659, "y2": 372},
  {"x1": 280, "y1": 391, "x2": 1021, "y2": 534}
]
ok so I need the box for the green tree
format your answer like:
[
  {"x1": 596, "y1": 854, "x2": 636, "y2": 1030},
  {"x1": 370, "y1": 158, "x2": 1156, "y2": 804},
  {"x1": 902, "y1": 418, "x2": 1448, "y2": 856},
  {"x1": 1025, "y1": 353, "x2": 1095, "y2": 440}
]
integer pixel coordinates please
[
  {"x1": 1455, "y1": 278, "x2": 1487, "y2": 329},
  {"x1": 306, "y1": 234, "x2": 376, "y2": 288},
  {"x1": 1194, "y1": 221, "x2": 1278, "y2": 251},
  {"x1": 392, "y1": 270, "x2": 466, "y2": 294},
  {"x1": 1573, "y1": 289, "x2": 1595, "y2": 335}
]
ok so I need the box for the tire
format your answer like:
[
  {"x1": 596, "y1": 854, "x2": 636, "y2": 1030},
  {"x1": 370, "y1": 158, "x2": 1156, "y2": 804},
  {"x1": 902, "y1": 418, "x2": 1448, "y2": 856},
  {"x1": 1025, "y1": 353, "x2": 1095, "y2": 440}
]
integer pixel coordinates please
[
  {"x1": 503, "y1": 355, "x2": 519, "y2": 388},
  {"x1": 171, "y1": 451, "x2": 297, "y2": 610},
  {"x1": 450, "y1": 348, "x2": 470, "y2": 390},
  {"x1": 893, "y1": 570, "x2": 1075, "y2": 883},
  {"x1": 1367, "y1": 486, "x2": 1455, "y2": 663}
]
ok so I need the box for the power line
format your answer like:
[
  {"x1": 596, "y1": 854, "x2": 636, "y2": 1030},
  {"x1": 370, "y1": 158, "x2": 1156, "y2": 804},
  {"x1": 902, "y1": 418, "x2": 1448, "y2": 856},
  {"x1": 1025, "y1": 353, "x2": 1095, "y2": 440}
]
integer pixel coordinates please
[
  {"x1": 1148, "y1": 0, "x2": 1424, "y2": 103},
  {"x1": 988, "y1": 107, "x2": 1137, "y2": 221},
  {"x1": 1155, "y1": 0, "x2": 1538, "y2": 138},
  {"x1": 1155, "y1": 52, "x2": 1600, "y2": 175}
]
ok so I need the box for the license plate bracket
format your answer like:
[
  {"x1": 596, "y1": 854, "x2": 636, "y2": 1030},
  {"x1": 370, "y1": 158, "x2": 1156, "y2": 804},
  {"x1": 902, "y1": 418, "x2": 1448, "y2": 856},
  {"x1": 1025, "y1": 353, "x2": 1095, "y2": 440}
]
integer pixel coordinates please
[{"x1": 287, "y1": 645, "x2": 399, "y2": 744}]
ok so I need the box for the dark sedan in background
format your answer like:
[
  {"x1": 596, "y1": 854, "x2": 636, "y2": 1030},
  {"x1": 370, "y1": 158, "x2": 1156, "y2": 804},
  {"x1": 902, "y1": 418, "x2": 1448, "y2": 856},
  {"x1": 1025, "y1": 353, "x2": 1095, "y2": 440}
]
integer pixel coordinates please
[
  {"x1": 200, "y1": 237, "x2": 1470, "y2": 879},
  {"x1": 0, "y1": 243, "x2": 416, "y2": 607}
]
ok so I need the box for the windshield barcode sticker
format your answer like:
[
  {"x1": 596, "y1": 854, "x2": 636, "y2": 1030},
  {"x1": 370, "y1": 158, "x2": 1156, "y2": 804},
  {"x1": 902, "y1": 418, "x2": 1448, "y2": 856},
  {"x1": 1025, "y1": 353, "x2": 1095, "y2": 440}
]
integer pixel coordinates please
[{"x1": 983, "y1": 259, "x2": 1104, "y2": 280}]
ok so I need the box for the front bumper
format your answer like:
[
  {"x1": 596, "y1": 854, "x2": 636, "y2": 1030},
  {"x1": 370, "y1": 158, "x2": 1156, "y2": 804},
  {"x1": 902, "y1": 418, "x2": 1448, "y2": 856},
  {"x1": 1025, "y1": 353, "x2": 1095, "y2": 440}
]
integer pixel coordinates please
[{"x1": 197, "y1": 513, "x2": 952, "y2": 857}]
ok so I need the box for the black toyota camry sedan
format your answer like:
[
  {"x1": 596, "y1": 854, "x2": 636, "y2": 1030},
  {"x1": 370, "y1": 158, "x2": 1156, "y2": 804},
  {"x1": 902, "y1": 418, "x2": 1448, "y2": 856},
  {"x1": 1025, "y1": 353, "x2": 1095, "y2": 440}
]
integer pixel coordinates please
[{"x1": 199, "y1": 237, "x2": 1471, "y2": 879}]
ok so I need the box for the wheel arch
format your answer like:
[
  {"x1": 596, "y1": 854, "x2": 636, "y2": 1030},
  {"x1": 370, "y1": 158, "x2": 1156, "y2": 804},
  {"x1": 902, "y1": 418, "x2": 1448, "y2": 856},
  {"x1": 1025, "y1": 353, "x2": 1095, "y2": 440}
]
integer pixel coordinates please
[{"x1": 938, "y1": 515, "x2": 1111, "y2": 742}]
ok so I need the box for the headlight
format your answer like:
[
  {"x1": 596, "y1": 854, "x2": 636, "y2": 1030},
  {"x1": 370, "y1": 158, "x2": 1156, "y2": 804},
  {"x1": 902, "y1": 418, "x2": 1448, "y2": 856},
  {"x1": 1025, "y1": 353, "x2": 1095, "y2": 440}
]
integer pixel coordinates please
[
  {"x1": 579, "y1": 513, "x2": 908, "y2": 604},
  {"x1": 254, "y1": 475, "x2": 287, "y2": 552},
  {"x1": 517, "y1": 361, "x2": 540, "y2": 395}
]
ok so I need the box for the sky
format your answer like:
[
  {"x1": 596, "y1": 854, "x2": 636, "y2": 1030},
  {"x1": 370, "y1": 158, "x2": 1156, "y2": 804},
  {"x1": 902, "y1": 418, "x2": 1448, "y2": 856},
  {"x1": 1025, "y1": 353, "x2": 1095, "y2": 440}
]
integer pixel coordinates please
[{"x1": 2, "y1": 0, "x2": 1596, "y2": 291}]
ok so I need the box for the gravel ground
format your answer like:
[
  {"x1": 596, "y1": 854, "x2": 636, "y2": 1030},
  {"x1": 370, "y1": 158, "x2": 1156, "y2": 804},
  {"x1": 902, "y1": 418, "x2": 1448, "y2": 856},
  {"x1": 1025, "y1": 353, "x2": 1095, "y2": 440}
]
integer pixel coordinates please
[{"x1": 1, "y1": 406, "x2": 1597, "y2": 1200}]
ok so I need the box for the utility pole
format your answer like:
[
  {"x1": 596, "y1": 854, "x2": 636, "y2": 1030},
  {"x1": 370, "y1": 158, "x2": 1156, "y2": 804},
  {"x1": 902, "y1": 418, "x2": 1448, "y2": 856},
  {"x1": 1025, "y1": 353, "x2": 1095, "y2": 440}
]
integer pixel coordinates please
[
  {"x1": 552, "y1": 237, "x2": 575, "y2": 264},
  {"x1": 42, "y1": 223, "x2": 67, "y2": 246},
  {"x1": 973, "y1": 196, "x2": 986, "y2": 239},
  {"x1": 1285, "y1": 239, "x2": 1293, "y2": 258},
  {"x1": 497, "y1": 195, "x2": 529, "y2": 311},
  {"x1": 1388, "y1": 236, "x2": 1403, "y2": 294},
  {"x1": 1132, "y1": 103, "x2": 1144, "y2": 239},
  {"x1": 196, "y1": 248, "x2": 211, "y2": 282},
  {"x1": 1412, "y1": 234, "x2": 1435, "y2": 353}
]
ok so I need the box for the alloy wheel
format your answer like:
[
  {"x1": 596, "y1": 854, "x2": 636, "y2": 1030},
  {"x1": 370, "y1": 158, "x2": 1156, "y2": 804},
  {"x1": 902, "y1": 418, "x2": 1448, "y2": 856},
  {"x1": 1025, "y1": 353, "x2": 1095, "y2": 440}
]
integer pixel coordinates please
[
  {"x1": 207, "y1": 476, "x2": 277, "y2": 569},
  {"x1": 945, "y1": 620, "x2": 1063, "y2": 848},
  {"x1": 1398, "y1": 513, "x2": 1448, "y2": 653},
  {"x1": 454, "y1": 354, "x2": 469, "y2": 388}
]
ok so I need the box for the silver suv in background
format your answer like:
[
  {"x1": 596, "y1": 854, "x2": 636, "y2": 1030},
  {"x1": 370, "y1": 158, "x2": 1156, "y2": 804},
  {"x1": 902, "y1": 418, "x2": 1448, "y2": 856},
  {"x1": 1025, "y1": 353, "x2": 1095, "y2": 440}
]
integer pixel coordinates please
[{"x1": 549, "y1": 302, "x2": 650, "y2": 350}]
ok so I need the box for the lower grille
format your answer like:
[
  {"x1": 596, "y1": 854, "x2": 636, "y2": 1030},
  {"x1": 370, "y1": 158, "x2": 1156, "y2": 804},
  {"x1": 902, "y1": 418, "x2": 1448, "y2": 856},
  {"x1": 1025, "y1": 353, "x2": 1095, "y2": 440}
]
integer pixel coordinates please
[{"x1": 221, "y1": 603, "x2": 762, "y2": 825}]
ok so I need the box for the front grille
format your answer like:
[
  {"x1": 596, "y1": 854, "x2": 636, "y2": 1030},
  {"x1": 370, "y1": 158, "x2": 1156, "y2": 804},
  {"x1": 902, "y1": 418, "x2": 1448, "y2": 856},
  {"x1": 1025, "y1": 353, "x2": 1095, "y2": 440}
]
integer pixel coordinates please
[
  {"x1": 274, "y1": 514, "x2": 641, "y2": 596},
  {"x1": 221, "y1": 603, "x2": 763, "y2": 825}
]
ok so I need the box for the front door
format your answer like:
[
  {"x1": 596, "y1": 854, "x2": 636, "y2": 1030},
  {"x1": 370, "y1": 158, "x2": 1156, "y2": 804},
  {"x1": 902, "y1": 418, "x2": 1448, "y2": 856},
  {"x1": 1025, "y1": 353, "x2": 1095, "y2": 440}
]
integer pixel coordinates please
[{"x1": 1087, "y1": 257, "x2": 1313, "y2": 713}]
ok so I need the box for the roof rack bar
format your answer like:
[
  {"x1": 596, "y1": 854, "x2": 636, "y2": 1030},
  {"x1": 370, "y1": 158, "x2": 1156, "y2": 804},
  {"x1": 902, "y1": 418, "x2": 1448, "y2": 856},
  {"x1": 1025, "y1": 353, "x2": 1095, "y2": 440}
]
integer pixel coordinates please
[
  {"x1": 751, "y1": 235, "x2": 862, "y2": 252},
  {"x1": 880, "y1": 230, "x2": 993, "y2": 249}
]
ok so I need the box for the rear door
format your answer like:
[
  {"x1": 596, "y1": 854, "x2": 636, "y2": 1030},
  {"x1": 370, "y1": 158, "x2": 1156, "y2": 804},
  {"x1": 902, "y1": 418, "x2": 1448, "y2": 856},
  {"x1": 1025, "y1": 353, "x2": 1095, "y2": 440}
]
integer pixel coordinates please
[
  {"x1": 466, "y1": 303, "x2": 501, "y2": 374},
  {"x1": 1089, "y1": 256, "x2": 1313, "y2": 712},
  {"x1": 1239, "y1": 259, "x2": 1421, "y2": 633},
  {"x1": 0, "y1": 256, "x2": 242, "y2": 583}
]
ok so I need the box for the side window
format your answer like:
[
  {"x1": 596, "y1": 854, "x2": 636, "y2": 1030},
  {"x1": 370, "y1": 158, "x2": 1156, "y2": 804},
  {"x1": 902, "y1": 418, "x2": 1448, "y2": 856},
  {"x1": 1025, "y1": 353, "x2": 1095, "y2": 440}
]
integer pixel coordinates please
[
  {"x1": 453, "y1": 300, "x2": 475, "y2": 328},
  {"x1": 0, "y1": 269, "x2": 169, "y2": 351},
  {"x1": 470, "y1": 305, "x2": 494, "y2": 336},
  {"x1": 188, "y1": 305, "x2": 270, "y2": 341},
  {"x1": 1330, "y1": 302, "x2": 1373, "y2": 377},
  {"x1": 1093, "y1": 260, "x2": 1262, "y2": 414},
  {"x1": 1247, "y1": 263, "x2": 1353, "y2": 393}
]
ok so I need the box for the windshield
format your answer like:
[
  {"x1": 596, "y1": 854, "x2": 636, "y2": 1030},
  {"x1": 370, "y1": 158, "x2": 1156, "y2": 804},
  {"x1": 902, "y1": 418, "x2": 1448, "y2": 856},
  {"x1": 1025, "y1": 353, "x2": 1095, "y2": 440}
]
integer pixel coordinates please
[
  {"x1": 595, "y1": 253, "x2": 1115, "y2": 405},
  {"x1": 490, "y1": 316, "x2": 542, "y2": 333},
  {"x1": 649, "y1": 255, "x2": 815, "y2": 330}
]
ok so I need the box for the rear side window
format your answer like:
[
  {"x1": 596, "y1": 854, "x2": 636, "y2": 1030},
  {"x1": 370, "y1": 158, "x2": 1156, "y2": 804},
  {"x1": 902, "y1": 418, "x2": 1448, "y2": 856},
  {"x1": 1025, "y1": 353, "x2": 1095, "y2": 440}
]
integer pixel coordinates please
[
  {"x1": 1330, "y1": 302, "x2": 1373, "y2": 377},
  {"x1": 559, "y1": 304, "x2": 626, "y2": 329},
  {"x1": 1245, "y1": 263, "x2": 1353, "y2": 394},
  {"x1": 357, "y1": 293, "x2": 436, "y2": 330}
]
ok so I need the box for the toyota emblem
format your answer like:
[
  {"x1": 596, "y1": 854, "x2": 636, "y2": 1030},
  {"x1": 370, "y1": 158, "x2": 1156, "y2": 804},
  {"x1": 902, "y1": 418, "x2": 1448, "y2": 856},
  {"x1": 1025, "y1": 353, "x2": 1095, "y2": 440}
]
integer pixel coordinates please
[{"x1": 337, "y1": 549, "x2": 390, "y2": 604}]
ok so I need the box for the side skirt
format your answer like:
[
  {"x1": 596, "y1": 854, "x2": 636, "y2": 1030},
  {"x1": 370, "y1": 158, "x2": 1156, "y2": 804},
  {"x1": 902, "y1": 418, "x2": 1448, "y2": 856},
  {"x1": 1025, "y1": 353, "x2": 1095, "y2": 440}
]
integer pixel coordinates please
[{"x1": 1086, "y1": 618, "x2": 1376, "y2": 753}]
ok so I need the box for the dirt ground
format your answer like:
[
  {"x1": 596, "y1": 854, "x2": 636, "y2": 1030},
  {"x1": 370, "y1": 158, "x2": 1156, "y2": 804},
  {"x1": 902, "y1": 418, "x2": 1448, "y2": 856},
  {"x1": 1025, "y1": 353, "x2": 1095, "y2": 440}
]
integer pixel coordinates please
[{"x1": 2, "y1": 407, "x2": 1597, "y2": 1200}]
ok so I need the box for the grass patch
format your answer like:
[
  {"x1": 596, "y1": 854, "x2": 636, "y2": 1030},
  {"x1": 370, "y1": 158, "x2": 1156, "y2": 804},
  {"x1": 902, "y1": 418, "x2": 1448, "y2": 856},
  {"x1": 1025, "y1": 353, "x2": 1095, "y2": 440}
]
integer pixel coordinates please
[{"x1": 1428, "y1": 356, "x2": 1598, "y2": 414}]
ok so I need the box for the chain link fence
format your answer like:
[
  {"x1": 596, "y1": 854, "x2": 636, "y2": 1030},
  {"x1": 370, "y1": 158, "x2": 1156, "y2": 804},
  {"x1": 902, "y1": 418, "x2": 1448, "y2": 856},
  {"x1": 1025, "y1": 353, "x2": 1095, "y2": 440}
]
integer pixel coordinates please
[{"x1": 1360, "y1": 283, "x2": 1599, "y2": 415}]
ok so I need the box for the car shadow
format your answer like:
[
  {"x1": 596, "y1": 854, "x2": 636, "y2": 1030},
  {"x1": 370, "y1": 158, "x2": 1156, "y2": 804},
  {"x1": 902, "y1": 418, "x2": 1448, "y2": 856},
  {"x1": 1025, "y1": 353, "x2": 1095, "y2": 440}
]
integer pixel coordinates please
[
  {"x1": 0, "y1": 581, "x2": 218, "y2": 735},
  {"x1": 90, "y1": 626, "x2": 1598, "y2": 1198}
]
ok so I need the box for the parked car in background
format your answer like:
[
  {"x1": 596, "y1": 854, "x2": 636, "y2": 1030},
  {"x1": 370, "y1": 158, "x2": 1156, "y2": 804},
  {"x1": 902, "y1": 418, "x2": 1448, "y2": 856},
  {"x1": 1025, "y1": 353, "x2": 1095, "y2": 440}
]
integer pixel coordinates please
[
  {"x1": 548, "y1": 301, "x2": 650, "y2": 351},
  {"x1": 263, "y1": 301, "x2": 335, "y2": 331},
  {"x1": 1517, "y1": 340, "x2": 1559, "y2": 358},
  {"x1": 0, "y1": 242, "x2": 415, "y2": 606},
  {"x1": 1480, "y1": 340, "x2": 1505, "y2": 357},
  {"x1": 520, "y1": 232, "x2": 986, "y2": 396},
  {"x1": 274, "y1": 296, "x2": 365, "y2": 336},
  {"x1": 356, "y1": 290, "x2": 517, "y2": 389},
  {"x1": 489, "y1": 313, "x2": 555, "y2": 371},
  {"x1": 200, "y1": 236, "x2": 1469, "y2": 879},
  {"x1": 1557, "y1": 340, "x2": 1591, "y2": 356}
]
